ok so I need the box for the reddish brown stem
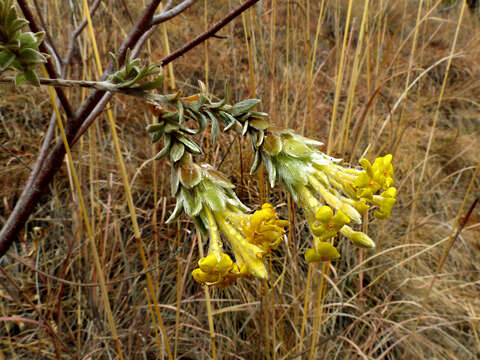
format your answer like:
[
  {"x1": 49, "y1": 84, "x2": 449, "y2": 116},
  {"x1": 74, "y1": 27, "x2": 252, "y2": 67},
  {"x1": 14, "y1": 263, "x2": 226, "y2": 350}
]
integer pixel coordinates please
[{"x1": 0, "y1": 0, "x2": 169, "y2": 256}]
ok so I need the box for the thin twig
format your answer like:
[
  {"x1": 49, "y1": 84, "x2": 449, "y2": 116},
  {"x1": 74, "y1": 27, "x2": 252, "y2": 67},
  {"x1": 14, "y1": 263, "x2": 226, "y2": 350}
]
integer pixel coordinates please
[
  {"x1": 160, "y1": 0, "x2": 260, "y2": 66},
  {"x1": 0, "y1": 0, "x2": 198, "y2": 256},
  {"x1": 0, "y1": 265, "x2": 70, "y2": 353},
  {"x1": 16, "y1": 0, "x2": 74, "y2": 119},
  {"x1": 151, "y1": 0, "x2": 197, "y2": 25},
  {"x1": 32, "y1": 0, "x2": 61, "y2": 64},
  {"x1": 0, "y1": 143, "x2": 32, "y2": 171},
  {"x1": 62, "y1": 0, "x2": 102, "y2": 76}
]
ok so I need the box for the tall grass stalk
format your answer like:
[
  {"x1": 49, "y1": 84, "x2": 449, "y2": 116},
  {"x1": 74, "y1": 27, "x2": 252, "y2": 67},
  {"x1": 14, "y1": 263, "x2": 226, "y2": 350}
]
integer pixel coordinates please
[
  {"x1": 339, "y1": 0, "x2": 369, "y2": 156},
  {"x1": 406, "y1": 0, "x2": 466, "y2": 256},
  {"x1": 284, "y1": 0, "x2": 290, "y2": 128},
  {"x1": 326, "y1": 0, "x2": 354, "y2": 155},
  {"x1": 81, "y1": 1, "x2": 173, "y2": 357},
  {"x1": 307, "y1": 0, "x2": 326, "y2": 136},
  {"x1": 43, "y1": 66, "x2": 124, "y2": 359}
]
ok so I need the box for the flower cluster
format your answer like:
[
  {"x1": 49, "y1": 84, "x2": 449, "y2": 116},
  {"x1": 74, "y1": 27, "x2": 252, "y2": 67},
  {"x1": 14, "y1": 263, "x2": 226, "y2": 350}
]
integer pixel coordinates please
[
  {"x1": 257, "y1": 127, "x2": 397, "y2": 263},
  {"x1": 167, "y1": 158, "x2": 288, "y2": 287}
]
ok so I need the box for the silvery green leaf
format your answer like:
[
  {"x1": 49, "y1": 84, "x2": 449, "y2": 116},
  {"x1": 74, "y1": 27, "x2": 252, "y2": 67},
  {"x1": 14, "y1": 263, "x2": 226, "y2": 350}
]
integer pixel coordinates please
[
  {"x1": 151, "y1": 131, "x2": 163, "y2": 143},
  {"x1": 8, "y1": 18, "x2": 29, "y2": 34},
  {"x1": 169, "y1": 141, "x2": 185, "y2": 163},
  {"x1": 263, "y1": 154, "x2": 276, "y2": 188},
  {"x1": 242, "y1": 120, "x2": 249, "y2": 136},
  {"x1": 18, "y1": 32, "x2": 37, "y2": 47},
  {"x1": 223, "y1": 119, "x2": 236, "y2": 132},
  {"x1": 163, "y1": 121, "x2": 179, "y2": 133},
  {"x1": 231, "y1": 99, "x2": 260, "y2": 117},
  {"x1": 249, "y1": 118, "x2": 269, "y2": 131},
  {"x1": 0, "y1": 50, "x2": 15, "y2": 71},
  {"x1": 147, "y1": 122, "x2": 165, "y2": 133},
  {"x1": 219, "y1": 104, "x2": 232, "y2": 111},
  {"x1": 256, "y1": 131, "x2": 264, "y2": 147},
  {"x1": 202, "y1": 181, "x2": 226, "y2": 212},
  {"x1": 165, "y1": 91, "x2": 181, "y2": 101},
  {"x1": 209, "y1": 93, "x2": 227, "y2": 109},
  {"x1": 292, "y1": 134, "x2": 323, "y2": 147},
  {"x1": 177, "y1": 101, "x2": 184, "y2": 123},
  {"x1": 24, "y1": 69, "x2": 39, "y2": 86},
  {"x1": 6, "y1": 4, "x2": 18, "y2": 24},
  {"x1": 177, "y1": 135, "x2": 202, "y2": 154},
  {"x1": 219, "y1": 111, "x2": 237, "y2": 130},
  {"x1": 223, "y1": 80, "x2": 230, "y2": 104},
  {"x1": 166, "y1": 197, "x2": 184, "y2": 224},
  {"x1": 109, "y1": 52, "x2": 120, "y2": 71},
  {"x1": 186, "y1": 109, "x2": 207, "y2": 131},
  {"x1": 137, "y1": 75, "x2": 164, "y2": 90},
  {"x1": 10, "y1": 58, "x2": 22, "y2": 71},
  {"x1": 274, "y1": 155, "x2": 309, "y2": 187},
  {"x1": 204, "y1": 110, "x2": 220, "y2": 143},
  {"x1": 162, "y1": 111, "x2": 179, "y2": 121},
  {"x1": 249, "y1": 150, "x2": 261, "y2": 175},
  {"x1": 153, "y1": 135, "x2": 171, "y2": 159},
  {"x1": 18, "y1": 48, "x2": 46, "y2": 64},
  {"x1": 181, "y1": 188, "x2": 202, "y2": 217},
  {"x1": 14, "y1": 72, "x2": 25, "y2": 86},
  {"x1": 249, "y1": 111, "x2": 269, "y2": 119},
  {"x1": 282, "y1": 138, "x2": 313, "y2": 158},
  {"x1": 211, "y1": 115, "x2": 219, "y2": 143},
  {"x1": 178, "y1": 124, "x2": 199, "y2": 135},
  {"x1": 198, "y1": 92, "x2": 207, "y2": 106},
  {"x1": 187, "y1": 99, "x2": 201, "y2": 112},
  {"x1": 171, "y1": 167, "x2": 180, "y2": 196},
  {"x1": 202, "y1": 165, "x2": 234, "y2": 189},
  {"x1": 193, "y1": 214, "x2": 208, "y2": 236}
]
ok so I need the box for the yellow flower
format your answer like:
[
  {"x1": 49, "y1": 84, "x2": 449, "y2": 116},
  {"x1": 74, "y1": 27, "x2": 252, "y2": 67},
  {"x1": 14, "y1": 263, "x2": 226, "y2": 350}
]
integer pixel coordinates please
[
  {"x1": 241, "y1": 203, "x2": 290, "y2": 253},
  {"x1": 192, "y1": 253, "x2": 234, "y2": 285},
  {"x1": 311, "y1": 206, "x2": 350, "y2": 242},
  {"x1": 305, "y1": 239, "x2": 340, "y2": 263},
  {"x1": 371, "y1": 187, "x2": 397, "y2": 219},
  {"x1": 192, "y1": 253, "x2": 251, "y2": 288},
  {"x1": 340, "y1": 225, "x2": 376, "y2": 249},
  {"x1": 354, "y1": 154, "x2": 394, "y2": 199},
  {"x1": 215, "y1": 213, "x2": 269, "y2": 280},
  {"x1": 257, "y1": 127, "x2": 397, "y2": 257}
]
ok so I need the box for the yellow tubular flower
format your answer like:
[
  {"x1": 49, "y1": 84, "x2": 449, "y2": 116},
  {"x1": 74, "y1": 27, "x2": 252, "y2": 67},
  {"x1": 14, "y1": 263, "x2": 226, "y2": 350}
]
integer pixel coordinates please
[
  {"x1": 340, "y1": 225, "x2": 376, "y2": 249},
  {"x1": 192, "y1": 254, "x2": 251, "y2": 288},
  {"x1": 354, "y1": 154, "x2": 394, "y2": 199},
  {"x1": 297, "y1": 185, "x2": 322, "y2": 219},
  {"x1": 192, "y1": 253, "x2": 234, "y2": 286},
  {"x1": 311, "y1": 206, "x2": 350, "y2": 241},
  {"x1": 192, "y1": 207, "x2": 239, "y2": 287},
  {"x1": 214, "y1": 212, "x2": 268, "y2": 280},
  {"x1": 371, "y1": 187, "x2": 397, "y2": 219},
  {"x1": 241, "y1": 203, "x2": 289, "y2": 253},
  {"x1": 305, "y1": 238, "x2": 340, "y2": 263},
  {"x1": 258, "y1": 128, "x2": 397, "y2": 261},
  {"x1": 308, "y1": 175, "x2": 362, "y2": 223}
]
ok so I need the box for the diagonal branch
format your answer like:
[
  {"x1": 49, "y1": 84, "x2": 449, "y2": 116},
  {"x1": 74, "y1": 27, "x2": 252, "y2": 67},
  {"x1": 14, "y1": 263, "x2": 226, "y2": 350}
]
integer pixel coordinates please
[
  {"x1": 0, "y1": 0, "x2": 176, "y2": 257},
  {"x1": 160, "y1": 0, "x2": 260, "y2": 66},
  {"x1": 151, "y1": 0, "x2": 197, "y2": 25}
]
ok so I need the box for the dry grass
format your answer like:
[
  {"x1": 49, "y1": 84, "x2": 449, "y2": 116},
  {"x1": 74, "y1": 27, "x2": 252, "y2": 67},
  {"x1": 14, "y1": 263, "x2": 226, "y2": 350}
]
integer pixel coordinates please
[{"x1": 1, "y1": 0, "x2": 479, "y2": 359}]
